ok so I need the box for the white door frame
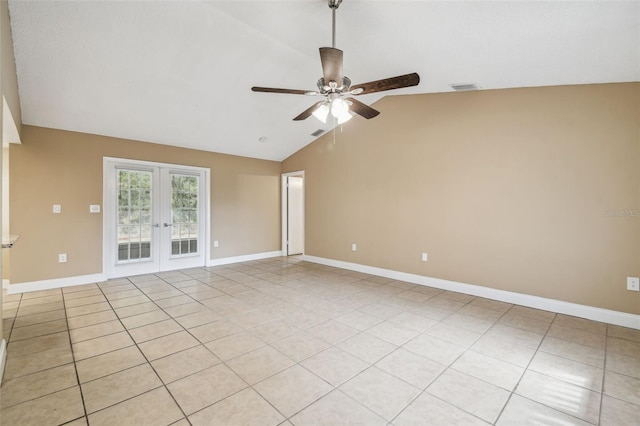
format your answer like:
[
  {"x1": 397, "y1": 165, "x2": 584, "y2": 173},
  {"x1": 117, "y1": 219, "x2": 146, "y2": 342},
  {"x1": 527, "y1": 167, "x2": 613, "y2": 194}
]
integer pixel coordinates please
[
  {"x1": 103, "y1": 157, "x2": 211, "y2": 278},
  {"x1": 281, "y1": 171, "x2": 305, "y2": 255}
]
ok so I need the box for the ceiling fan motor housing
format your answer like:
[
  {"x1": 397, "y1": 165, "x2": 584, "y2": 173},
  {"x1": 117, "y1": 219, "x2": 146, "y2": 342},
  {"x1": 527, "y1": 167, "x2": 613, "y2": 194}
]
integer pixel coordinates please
[{"x1": 318, "y1": 77, "x2": 351, "y2": 94}]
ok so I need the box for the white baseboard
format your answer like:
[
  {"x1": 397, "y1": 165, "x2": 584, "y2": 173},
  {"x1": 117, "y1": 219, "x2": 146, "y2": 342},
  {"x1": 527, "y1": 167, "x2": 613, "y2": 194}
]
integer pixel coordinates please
[
  {"x1": 207, "y1": 251, "x2": 283, "y2": 267},
  {"x1": 0, "y1": 339, "x2": 6, "y2": 385},
  {"x1": 7, "y1": 273, "x2": 107, "y2": 295},
  {"x1": 302, "y1": 255, "x2": 640, "y2": 330},
  {"x1": 5, "y1": 251, "x2": 284, "y2": 293},
  {"x1": 2, "y1": 279, "x2": 8, "y2": 289}
]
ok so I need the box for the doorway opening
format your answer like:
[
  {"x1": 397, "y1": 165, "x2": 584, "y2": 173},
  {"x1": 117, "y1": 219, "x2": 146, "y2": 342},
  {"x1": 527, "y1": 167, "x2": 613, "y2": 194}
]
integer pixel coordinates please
[{"x1": 281, "y1": 171, "x2": 304, "y2": 256}]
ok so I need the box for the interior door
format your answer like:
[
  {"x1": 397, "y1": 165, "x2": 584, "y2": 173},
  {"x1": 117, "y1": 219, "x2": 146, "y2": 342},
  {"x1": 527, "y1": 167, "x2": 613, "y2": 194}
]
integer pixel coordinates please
[
  {"x1": 106, "y1": 160, "x2": 208, "y2": 278},
  {"x1": 287, "y1": 176, "x2": 304, "y2": 255}
]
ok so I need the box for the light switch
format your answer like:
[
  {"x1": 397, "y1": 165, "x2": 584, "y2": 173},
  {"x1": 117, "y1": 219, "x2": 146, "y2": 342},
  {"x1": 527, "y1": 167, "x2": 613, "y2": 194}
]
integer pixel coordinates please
[
  {"x1": 90, "y1": 205, "x2": 101, "y2": 213},
  {"x1": 53, "y1": 204, "x2": 61, "y2": 214}
]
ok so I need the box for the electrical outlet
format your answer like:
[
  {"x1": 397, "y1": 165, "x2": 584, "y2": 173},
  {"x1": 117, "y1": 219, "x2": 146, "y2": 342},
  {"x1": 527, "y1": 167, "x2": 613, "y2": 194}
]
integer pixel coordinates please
[
  {"x1": 59, "y1": 253, "x2": 67, "y2": 263},
  {"x1": 351, "y1": 243, "x2": 357, "y2": 252},
  {"x1": 421, "y1": 252, "x2": 428, "y2": 262},
  {"x1": 89, "y1": 205, "x2": 101, "y2": 213},
  {"x1": 214, "y1": 240, "x2": 219, "y2": 248},
  {"x1": 627, "y1": 277, "x2": 640, "y2": 292},
  {"x1": 53, "y1": 204, "x2": 61, "y2": 214}
]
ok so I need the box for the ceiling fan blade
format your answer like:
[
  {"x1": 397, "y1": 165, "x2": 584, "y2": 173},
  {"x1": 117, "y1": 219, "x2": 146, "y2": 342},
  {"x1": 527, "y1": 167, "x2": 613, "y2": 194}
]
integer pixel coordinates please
[
  {"x1": 350, "y1": 73, "x2": 420, "y2": 95},
  {"x1": 293, "y1": 101, "x2": 325, "y2": 121},
  {"x1": 346, "y1": 97, "x2": 380, "y2": 119},
  {"x1": 319, "y1": 47, "x2": 343, "y2": 85},
  {"x1": 251, "y1": 87, "x2": 310, "y2": 95}
]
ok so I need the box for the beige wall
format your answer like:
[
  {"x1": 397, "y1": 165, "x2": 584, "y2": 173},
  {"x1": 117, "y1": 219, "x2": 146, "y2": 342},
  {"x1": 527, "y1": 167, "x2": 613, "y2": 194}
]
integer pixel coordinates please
[
  {"x1": 283, "y1": 83, "x2": 640, "y2": 315},
  {"x1": 10, "y1": 125, "x2": 281, "y2": 283}
]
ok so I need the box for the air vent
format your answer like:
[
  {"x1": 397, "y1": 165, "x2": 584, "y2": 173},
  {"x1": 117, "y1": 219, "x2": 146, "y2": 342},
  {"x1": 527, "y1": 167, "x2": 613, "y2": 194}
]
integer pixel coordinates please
[
  {"x1": 451, "y1": 83, "x2": 479, "y2": 91},
  {"x1": 311, "y1": 129, "x2": 325, "y2": 137}
]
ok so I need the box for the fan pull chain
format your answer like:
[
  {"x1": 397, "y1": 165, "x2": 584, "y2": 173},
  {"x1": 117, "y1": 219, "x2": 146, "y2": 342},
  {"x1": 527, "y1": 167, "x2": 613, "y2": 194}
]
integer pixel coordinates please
[{"x1": 333, "y1": 117, "x2": 336, "y2": 145}]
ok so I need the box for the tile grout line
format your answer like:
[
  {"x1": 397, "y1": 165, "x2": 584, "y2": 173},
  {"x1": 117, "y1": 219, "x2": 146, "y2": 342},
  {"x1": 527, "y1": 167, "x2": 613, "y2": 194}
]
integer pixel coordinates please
[
  {"x1": 197, "y1": 263, "x2": 335, "y2": 423},
  {"x1": 157, "y1": 264, "x2": 345, "y2": 423},
  {"x1": 152, "y1": 269, "x2": 290, "y2": 423},
  {"x1": 2, "y1": 290, "x2": 22, "y2": 348},
  {"x1": 158, "y1": 267, "x2": 300, "y2": 424},
  {"x1": 491, "y1": 311, "x2": 557, "y2": 425},
  {"x1": 60, "y1": 286, "x2": 91, "y2": 424},
  {"x1": 387, "y1": 295, "x2": 515, "y2": 425},
  {"x1": 87, "y1": 275, "x2": 195, "y2": 424},
  {"x1": 497, "y1": 312, "x2": 607, "y2": 425},
  {"x1": 93, "y1": 266, "x2": 305, "y2": 423},
  {"x1": 1, "y1": 290, "x2": 81, "y2": 413},
  {"x1": 598, "y1": 324, "x2": 610, "y2": 425},
  {"x1": 274, "y1": 266, "x2": 487, "y2": 423},
  {"x1": 230, "y1": 274, "x2": 476, "y2": 423}
]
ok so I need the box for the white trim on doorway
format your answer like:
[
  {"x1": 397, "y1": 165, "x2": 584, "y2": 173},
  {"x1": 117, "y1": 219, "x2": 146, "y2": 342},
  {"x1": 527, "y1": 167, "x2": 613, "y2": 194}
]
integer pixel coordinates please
[
  {"x1": 281, "y1": 171, "x2": 305, "y2": 256},
  {"x1": 102, "y1": 157, "x2": 211, "y2": 279}
]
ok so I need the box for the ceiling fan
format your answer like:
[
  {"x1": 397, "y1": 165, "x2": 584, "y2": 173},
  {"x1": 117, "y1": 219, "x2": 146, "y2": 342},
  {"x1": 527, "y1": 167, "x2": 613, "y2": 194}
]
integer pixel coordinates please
[{"x1": 251, "y1": 0, "x2": 420, "y2": 124}]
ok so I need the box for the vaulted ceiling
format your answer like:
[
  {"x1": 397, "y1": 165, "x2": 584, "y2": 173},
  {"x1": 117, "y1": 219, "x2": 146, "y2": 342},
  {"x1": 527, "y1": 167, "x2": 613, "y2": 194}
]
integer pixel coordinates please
[{"x1": 8, "y1": 1, "x2": 640, "y2": 161}]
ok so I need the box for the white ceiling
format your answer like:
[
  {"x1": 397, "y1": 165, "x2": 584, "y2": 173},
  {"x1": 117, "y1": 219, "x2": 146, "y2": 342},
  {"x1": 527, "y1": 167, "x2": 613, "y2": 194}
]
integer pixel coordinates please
[{"x1": 8, "y1": 1, "x2": 640, "y2": 161}]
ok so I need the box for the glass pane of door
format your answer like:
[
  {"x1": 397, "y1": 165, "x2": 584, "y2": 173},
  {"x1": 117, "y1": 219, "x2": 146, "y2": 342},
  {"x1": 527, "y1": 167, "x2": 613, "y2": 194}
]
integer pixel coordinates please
[
  {"x1": 170, "y1": 173, "x2": 199, "y2": 257},
  {"x1": 116, "y1": 169, "x2": 153, "y2": 263}
]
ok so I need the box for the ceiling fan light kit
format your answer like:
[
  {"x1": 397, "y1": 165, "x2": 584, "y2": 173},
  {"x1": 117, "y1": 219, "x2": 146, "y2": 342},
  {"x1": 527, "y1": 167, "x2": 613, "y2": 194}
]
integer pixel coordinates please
[
  {"x1": 251, "y1": 0, "x2": 420, "y2": 124},
  {"x1": 312, "y1": 97, "x2": 353, "y2": 124},
  {"x1": 312, "y1": 103, "x2": 330, "y2": 123}
]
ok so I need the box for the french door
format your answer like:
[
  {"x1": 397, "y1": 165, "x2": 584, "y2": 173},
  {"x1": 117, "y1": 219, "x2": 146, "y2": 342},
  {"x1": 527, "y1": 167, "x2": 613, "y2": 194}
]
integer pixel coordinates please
[{"x1": 104, "y1": 159, "x2": 209, "y2": 278}]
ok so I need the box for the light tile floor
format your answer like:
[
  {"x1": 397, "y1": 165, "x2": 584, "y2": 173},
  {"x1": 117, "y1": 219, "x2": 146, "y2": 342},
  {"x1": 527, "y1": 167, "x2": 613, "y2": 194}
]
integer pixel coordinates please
[{"x1": 1, "y1": 257, "x2": 639, "y2": 425}]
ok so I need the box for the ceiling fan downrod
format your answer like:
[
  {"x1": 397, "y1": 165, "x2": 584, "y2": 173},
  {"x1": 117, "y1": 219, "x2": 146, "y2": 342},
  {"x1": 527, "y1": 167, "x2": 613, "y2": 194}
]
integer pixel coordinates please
[{"x1": 328, "y1": 0, "x2": 342, "y2": 48}]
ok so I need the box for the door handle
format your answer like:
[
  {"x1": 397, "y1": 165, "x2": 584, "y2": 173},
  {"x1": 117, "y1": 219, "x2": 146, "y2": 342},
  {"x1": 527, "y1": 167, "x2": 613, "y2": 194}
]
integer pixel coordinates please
[
  {"x1": 152, "y1": 223, "x2": 160, "y2": 228},
  {"x1": 163, "y1": 223, "x2": 173, "y2": 227}
]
